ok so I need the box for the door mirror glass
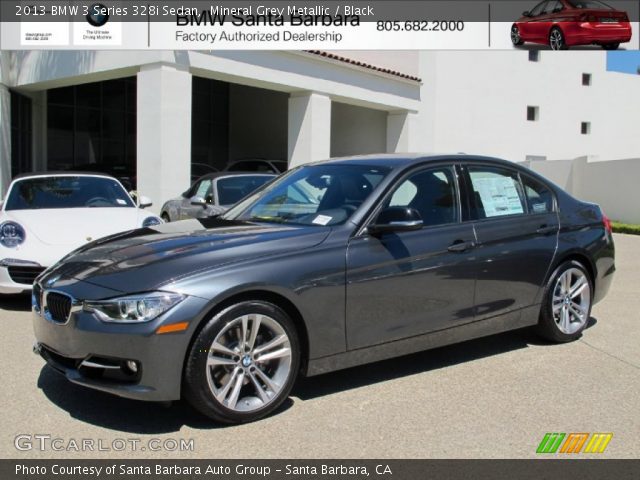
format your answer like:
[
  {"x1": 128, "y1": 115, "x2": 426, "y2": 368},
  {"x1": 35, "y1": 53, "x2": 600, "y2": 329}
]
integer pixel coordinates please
[
  {"x1": 368, "y1": 207, "x2": 423, "y2": 235},
  {"x1": 190, "y1": 196, "x2": 207, "y2": 208}
]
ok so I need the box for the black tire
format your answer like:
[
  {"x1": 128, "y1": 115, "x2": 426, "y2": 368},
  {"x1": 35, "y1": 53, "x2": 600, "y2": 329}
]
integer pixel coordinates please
[
  {"x1": 183, "y1": 301, "x2": 300, "y2": 424},
  {"x1": 161, "y1": 212, "x2": 171, "y2": 223},
  {"x1": 511, "y1": 25, "x2": 524, "y2": 46},
  {"x1": 549, "y1": 27, "x2": 568, "y2": 50},
  {"x1": 536, "y1": 260, "x2": 593, "y2": 343},
  {"x1": 602, "y1": 43, "x2": 620, "y2": 50}
]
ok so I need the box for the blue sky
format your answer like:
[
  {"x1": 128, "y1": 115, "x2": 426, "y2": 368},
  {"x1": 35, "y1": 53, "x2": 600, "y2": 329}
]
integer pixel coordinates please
[{"x1": 607, "y1": 51, "x2": 640, "y2": 74}]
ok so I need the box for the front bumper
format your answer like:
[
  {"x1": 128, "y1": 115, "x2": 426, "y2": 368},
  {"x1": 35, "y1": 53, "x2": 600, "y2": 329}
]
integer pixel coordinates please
[
  {"x1": 32, "y1": 287, "x2": 209, "y2": 402},
  {"x1": 0, "y1": 263, "x2": 45, "y2": 294}
]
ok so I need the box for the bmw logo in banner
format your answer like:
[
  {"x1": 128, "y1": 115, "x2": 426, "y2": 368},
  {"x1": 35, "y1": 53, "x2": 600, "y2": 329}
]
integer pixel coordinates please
[{"x1": 86, "y1": 3, "x2": 110, "y2": 27}]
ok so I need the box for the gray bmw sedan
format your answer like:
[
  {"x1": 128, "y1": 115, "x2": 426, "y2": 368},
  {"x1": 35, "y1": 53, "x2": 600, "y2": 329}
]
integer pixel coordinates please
[{"x1": 32, "y1": 154, "x2": 615, "y2": 423}]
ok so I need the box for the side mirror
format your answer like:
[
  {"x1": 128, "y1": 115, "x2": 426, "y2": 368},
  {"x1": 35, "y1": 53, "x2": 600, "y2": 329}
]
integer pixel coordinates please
[
  {"x1": 368, "y1": 207, "x2": 423, "y2": 235},
  {"x1": 190, "y1": 196, "x2": 207, "y2": 208},
  {"x1": 138, "y1": 195, "x2": 152, "y2": 209},
  {"x1": 522, "y1": 10, "x2": 531, "y2": 17}
]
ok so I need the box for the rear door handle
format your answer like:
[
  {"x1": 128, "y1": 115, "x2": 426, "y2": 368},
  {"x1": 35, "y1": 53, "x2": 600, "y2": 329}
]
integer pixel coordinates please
[
  {"x1": 536, "y1": 225, "x2": 558, "y2": 235},
  {"x1": 448, "y1": 240, "x2": 475, "y2": 253}
]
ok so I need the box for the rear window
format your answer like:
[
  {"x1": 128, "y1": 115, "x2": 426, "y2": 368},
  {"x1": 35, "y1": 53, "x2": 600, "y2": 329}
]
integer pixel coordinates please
[
  {"x1": 567, "y1": 0, "x2": 613, "y2": 9},
  {"x1": 4, "y1": 176, "x2": 134, "y2": 210}
]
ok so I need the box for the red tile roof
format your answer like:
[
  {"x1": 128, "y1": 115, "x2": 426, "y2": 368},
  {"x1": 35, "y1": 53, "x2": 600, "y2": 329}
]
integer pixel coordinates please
[{"x1": 305, "y1": 50, "x2": 422, "y2": 82}]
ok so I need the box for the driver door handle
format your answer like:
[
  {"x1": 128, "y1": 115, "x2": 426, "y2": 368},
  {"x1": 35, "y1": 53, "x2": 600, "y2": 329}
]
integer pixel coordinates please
[
  {"x1": 536, "y1": 224, "x2": 558, "y2": 235},
  {"x1": 448, "y1": 240, "x2": 475, "y2": 253}
]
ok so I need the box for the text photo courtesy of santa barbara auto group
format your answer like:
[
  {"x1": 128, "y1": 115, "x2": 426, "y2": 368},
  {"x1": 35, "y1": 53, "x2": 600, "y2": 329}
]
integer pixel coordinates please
[{"x1": 0, "y1": 1, "x2": 639, "y2": 479}]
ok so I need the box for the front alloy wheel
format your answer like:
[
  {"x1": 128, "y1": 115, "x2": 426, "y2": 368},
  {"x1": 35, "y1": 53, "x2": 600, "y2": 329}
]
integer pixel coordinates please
[
  {"x1": 537, "y1": 260, "x2": 592, "y2": 342},
  {"x1": 184, "y1": 301, "x2": 299, "y2": 423}
]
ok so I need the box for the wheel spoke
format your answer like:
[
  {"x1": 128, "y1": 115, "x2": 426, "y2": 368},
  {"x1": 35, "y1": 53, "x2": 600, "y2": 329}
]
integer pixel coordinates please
[
  {"x1": 253, "y1": 334, "x2": 288, "y2": 356},
  {"x1": 215, "y1": 367, "x2": 239, "y2": 403},
  {"x1": 207, "y1": 355, "x2": 236, "y2": 367},
  {"x1": 561, "y1": 307, "x2": 571, "y2": 331},
  {"x1": 253, "y1": 366, "x2": 279, "y2": 393},
  {"x1": 256, "y1": 347, "x2": 291, "y2": 363},
  {"x1": 562, "y1": 272, "x2": 571, "y2": 294},
  {"x1": 570, "y1": 302, "x2": 585, "y2": 319},
  {"x1": 247, "y1": 315, "x2": 262, "y2": 351},
  {"x1": 210, "y1": 341, "x2": 237, "y2": 357},
  {"x1": 226, "y1": 370, "x2": 245, "y2": 409},
  {"x1": 240, "y1": 315, "x2": 249, "y2": 350},
  {"x1": 570, "y1": 277, "x2": 587, "y2": 298},
  {"x1": 249, "y1": 371, "x2": 270, "y2": 403}
]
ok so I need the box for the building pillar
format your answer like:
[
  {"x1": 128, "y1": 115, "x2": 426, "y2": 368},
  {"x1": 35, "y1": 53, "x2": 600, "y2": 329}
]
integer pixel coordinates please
[
  {"x1": 0, "y1": 84, "x2": 11, "y2": 198},
  {"x1": 137, "y1": 64, "x2": 192, "y2": 214},
  {"x1": 288, "y1": 92, "x2": 331, "y2": 168},
  {"x1": 386, "y1": 111, "x2": 418, "y2": 153}
]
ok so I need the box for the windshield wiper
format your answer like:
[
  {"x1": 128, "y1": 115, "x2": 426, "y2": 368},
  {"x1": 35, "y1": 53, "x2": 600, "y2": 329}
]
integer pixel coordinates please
[{"x1": 247, "y1": 215, "x2": 289, "y2": 224}]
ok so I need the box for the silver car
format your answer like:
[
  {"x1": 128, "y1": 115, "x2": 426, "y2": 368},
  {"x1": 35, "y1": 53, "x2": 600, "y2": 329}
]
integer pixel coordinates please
[{"x1": 160, "y1": 172, "x2": 275, "y2": 222}]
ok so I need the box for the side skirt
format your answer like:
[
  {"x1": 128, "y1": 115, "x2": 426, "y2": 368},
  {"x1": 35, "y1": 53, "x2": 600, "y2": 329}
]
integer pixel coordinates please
[{"x1": 305, "y1": 304, "x2": 541, "y2": 376}]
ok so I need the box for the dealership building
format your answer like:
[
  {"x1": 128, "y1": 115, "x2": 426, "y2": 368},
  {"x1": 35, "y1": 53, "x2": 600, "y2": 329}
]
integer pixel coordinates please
[{"x1": 1, "y1": 49, "x2": 639, "y2": 213}]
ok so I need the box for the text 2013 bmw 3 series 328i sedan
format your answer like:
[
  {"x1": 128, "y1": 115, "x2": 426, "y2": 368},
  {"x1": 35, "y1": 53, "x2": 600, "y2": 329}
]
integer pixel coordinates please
[{"x1": 32, "y1": 154, "x2": 615, "y2": 424}]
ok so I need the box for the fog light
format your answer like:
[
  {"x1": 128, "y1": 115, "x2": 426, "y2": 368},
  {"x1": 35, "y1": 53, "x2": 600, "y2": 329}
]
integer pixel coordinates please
[{"x1": 125, "y1": 360, "x2": 138, "y2": 373}]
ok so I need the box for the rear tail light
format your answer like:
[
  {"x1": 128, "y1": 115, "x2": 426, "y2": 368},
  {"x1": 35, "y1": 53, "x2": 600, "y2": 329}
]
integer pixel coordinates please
[
  {"x1": 580, "y1": 14, "x2": 597, "y2": 22},
  {"x1": 601, "y1": 211, "x2": 613, "y2": 235},
  {"x1": 621, "y1": 13, "x2": 629, "y2": 22}
]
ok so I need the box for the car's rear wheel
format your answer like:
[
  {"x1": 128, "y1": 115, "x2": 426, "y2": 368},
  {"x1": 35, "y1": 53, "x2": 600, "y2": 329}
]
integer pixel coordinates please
[
  {"x1": 537, "y1": 260, "x2": 592, "y2": 342},
  {"x1": 184, "y1": 301, "x2": 300, "y2": 424},
  {"x1": 161, "y1": 213, "x2": 171, "y2": 223},
  {"x1": 549, "y1": 28, "x2": 567, "y2": 50},
  {"x1": 511, "y1": 25, "x2": 524, "y2": 46},
  {"x1": 601, "y1": 43, "x2": 620, "y2": 50}
]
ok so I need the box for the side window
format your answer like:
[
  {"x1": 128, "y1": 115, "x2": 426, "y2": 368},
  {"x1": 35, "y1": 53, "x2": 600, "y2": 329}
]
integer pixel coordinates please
[
  {"x1": 530, "y1": 1, "x2": 548, "y2": 16},
  {"x1": 468, "y1": 167, "x2": 526, "y2": 219},
  {"x1": 195, "y1": 179, "x2": 213, "y2": 203},
  {"x1": 383, "y1": 167, "x2": 458, "y2": 227},
  {"x1": 522, "y1": 175, "x2": 554, "y2": 214}
]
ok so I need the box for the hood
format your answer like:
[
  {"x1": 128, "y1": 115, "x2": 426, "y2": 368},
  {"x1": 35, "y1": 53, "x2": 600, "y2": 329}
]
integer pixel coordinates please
[
  {"x1": 3, "y1": 208, "x2": 148, "y2": 246},
  {"x1": 39, "y1": 218, "x2": 331, "y2": 294}
]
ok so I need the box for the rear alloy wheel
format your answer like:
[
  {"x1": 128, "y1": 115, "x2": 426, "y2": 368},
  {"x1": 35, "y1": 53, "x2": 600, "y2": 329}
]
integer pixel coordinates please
[
  {"x1": 549, "y1": 28, "x2": 567, "y2": 50},
  {"x1": 537, "y1": 261, "x2": 592, "y2": 342},
  {"x1": 184, "y1": 301, "x2": 299, "y2": 423},
  {"x1": 511, "y1": 25, "x2": 524, "y2": 46},
  {"x1": 602, "y1": 43, "x2": 620, "y2": 50}
]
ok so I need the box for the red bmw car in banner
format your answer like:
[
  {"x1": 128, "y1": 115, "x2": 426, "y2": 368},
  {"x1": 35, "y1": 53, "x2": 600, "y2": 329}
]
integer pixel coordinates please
[{"x1": 512, "y1": 0, "x2": 632, "y2": 50}]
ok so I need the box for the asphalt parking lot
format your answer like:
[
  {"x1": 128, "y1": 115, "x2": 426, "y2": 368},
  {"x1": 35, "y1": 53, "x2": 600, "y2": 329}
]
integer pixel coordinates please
[{"x1": 1, "y1": 234, "x2": 638, "y2": 459}]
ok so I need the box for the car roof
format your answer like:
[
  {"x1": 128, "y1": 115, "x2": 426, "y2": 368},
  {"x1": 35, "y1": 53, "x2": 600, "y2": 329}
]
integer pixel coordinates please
[
  {"x1": 315, "y1": 153, "x2": 518, "y2": 169},
  {"x1": 11, "y1": 171, "x2": 118, "y2": 181},
  {"x1": 196, "y1": 171, "x2": 277, "y2": 181}
]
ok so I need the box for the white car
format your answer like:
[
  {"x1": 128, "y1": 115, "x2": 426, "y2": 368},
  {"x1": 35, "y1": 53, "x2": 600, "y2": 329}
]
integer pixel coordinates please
[{"x1": 0, "y1": 173, "x2": 162, "y2": 294}]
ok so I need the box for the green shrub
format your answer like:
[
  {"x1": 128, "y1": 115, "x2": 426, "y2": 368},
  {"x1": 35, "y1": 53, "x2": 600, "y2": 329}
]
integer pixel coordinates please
[{"x1": 611, "y1": 222, "x2": 640, "y2": 235}]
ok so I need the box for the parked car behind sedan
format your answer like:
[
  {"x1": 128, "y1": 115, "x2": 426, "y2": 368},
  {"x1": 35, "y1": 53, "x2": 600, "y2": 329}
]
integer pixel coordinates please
[
  {"x1": 0, "y1": 173, "x2": 161, "y2": 294},
  {"x1": 160, "y1": 172, "x2": 275, "y2": 222},
  {"x1": 512, "y1": 0, "x2": 632, "y2": 50},
  {"x1": 225, "y1": 159, "x2": 288, "y2": 174},
  {"x1": 32, "y1": 155, "x2": 615, "y2": 424}
]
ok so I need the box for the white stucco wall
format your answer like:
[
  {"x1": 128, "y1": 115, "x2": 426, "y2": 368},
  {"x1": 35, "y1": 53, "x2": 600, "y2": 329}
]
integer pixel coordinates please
[
  {"x1": 417, "y1": 51, "x2": 640, "y2": 162},
  {"x1": 330, "y1": 102, "x2": 387, "y2": 158}
]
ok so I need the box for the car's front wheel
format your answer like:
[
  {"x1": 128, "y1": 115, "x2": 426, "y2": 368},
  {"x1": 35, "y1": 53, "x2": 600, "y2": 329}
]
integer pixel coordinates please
[
  {"x1": 161, "y1": 212, "x2": 171, "y2": 223},
  {"x1": 511, "y1": 25, "x2": 524, "y2": 46},
  {"x1": 549, "y1": 28, "x2": 567, "y2": 50},
  {"x1": 184, "y1": 301, "x2": 300, "y2": 423},
  {"x1": 537, "y1": 260, "x2": 592, "y2": 342}
]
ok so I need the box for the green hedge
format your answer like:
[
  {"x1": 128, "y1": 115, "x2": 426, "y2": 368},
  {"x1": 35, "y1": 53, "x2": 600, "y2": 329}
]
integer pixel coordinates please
[{"x1": 612, "y1": 222, "x2": 640, "y2": 235}]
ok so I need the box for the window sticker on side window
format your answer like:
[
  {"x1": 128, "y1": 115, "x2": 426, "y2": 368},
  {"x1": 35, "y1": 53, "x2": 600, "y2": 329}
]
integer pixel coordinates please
[
  {"x1": 532, "y1": 202, "x2": 547, "y2": 213},
  {"x1": 312, "y1": 214, "x2": 332, "y2": 225},
  {"x1": 116, "y1": 198, "x2": 127, "y2": 205},
  {"x1": 472, "y1": 175, "x2": 524, "y2": 217}
]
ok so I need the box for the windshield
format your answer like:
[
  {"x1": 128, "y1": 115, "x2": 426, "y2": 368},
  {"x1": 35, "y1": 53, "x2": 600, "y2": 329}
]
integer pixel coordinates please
[
  {"x1": 567, "y1": 0, "x2": 613, "y2": 9},
  {"x1": 222, "y1": 164, "x2": 390, "y2": 226},
  {"x1": 216, "y1": 175, "x2": 275, "y2": 206},
  {"x1": 4, "y1": 176, "x2": 135, "y2": 210}
]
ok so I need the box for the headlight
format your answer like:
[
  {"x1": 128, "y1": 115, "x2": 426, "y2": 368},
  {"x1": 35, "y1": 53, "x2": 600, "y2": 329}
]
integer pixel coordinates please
[
  {"x1": 142, "y1": 216, "x2": 162, "y2": 227},
  {"x1": 84, "y1": 292, "x2": 185, "y2": 323},
  {"x1": 0, "y1": 221, "x2": 26, "y2": 247}
]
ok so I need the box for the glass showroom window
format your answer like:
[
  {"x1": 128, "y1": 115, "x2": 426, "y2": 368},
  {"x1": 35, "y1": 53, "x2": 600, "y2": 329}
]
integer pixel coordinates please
[{"x1": 47, "y1": 78, "x2": 136, "y2": 170}]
